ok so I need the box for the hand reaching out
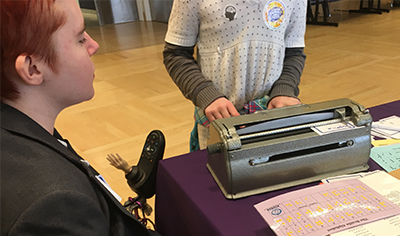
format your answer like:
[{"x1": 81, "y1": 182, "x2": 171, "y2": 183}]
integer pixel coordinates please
[
  {"x1": 106, "y1": 153, "x2": 131, "y2": 174},
  {"x1": 204, "y1": 96, "x2": 299, "y2": 123},
  {"x1": 204, "y1": 97, "x2": 240, "y2": 123},
  {"x1": 267, "y1": 96, "x2": 300, "y2": 109}
]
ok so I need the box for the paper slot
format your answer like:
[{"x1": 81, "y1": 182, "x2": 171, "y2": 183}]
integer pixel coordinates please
[{"x1": 236, "y1": 112, "x2": 335, "y2": 136}]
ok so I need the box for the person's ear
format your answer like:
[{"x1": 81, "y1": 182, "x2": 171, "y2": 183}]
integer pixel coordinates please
[{"x1": 15, "y1": 54, "x2": 44, "y2": 85}]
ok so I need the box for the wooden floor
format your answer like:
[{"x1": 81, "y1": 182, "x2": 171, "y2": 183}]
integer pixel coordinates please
[{"x1": 56, "y1": 6, "x2": 400, "y2": 225}]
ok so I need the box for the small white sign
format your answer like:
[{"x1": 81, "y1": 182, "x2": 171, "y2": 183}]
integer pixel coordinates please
[{"x1": 311, "y1": 121, "x2": 358, "y2": 135}]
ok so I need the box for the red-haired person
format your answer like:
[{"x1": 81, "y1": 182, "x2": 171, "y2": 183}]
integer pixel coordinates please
[{"x1": 1, "y1": 0, "x2": 159, "y2": 235}]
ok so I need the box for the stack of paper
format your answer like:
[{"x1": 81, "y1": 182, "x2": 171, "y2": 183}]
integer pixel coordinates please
[
  {"x1": 332, "y1": 171, "x2": 400, "y2": 236},
  {"x1": 370, "y1": 144, "x2": 400, "y2": 173},
  {"x1": 371, "y1": 115, "x2": 400, "y2": 140},
  {"x1": 254, "y1": 171, "x2": 400, "y2": 236}
]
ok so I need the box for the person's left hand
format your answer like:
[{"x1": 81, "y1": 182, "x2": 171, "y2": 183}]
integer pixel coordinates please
[
  {"x1": 106, "y1": 153, "x2": 131, "y2": 174},
  {"x1": 267, "y1": 96, "x2": 300, "y2": 109}
]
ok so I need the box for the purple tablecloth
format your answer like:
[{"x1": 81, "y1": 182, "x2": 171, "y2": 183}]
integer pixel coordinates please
[{"x1": 155, "y1": 100, "x2": 400, "y2": 236}]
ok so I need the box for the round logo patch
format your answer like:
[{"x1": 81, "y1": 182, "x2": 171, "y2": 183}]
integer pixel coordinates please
[
  {"x1": 263, "y1": 0, "x2": 285, "y2": 29},
  {"x1": 271, "y1": 208, "x2": 282, "y2": 215},
  {"x1": 224, "y1": 5, "x2": 237, "y2": 21}
]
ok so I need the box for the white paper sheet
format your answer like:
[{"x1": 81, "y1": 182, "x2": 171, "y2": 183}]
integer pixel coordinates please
[
  {"x1": 311, "y1": 121, "x2": 359, "y2": 136},
  {"x1": 332, "y1": 171, "x2": 400, "y2": 236},
  {"x1": 371, "y1": 115, "x2": 400, "y2": 140},
  {"x1": 254, "y1": 179, "x2": 400, "y2": 236}
]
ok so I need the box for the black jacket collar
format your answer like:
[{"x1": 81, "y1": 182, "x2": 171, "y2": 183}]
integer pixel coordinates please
[{"x1": 1, "y1": 102, "x2": 92, "y2": 174}]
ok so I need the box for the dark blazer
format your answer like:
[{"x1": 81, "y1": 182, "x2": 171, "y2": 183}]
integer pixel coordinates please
[{"x1": 1, "y1": 103, "x2": 157, "y2": 236}]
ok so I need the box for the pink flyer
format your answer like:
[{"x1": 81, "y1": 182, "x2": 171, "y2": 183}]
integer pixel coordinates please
[{"x1": 254, "y1": 179, "x2": 400, "y2": 236}]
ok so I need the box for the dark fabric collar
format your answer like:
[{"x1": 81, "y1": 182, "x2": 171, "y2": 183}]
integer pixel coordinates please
[
  {"x1": 1, "y1": 103, "x2": 150, "y2": 233},
  {"x1": 1, "y1": 102, "x2": 53, "y2": 139},
  {"x1": 1, "y1": 102, "x2": 88, "y2": 172}
]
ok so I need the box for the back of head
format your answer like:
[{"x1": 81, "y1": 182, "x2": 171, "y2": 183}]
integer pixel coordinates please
[{"x1": 0, "y1": 0, "x2": 66, "y2": 102}]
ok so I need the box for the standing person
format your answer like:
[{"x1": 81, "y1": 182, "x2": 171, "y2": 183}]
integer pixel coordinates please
[
  {"x1": 1, "y1": 0, "x2": 159, "y2": 235},
  {"x1": 163, "y1": 0, "x2": 307, "y2": 151}
]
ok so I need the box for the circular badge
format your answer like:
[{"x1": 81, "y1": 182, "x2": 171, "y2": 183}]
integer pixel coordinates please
[
  {"x1": 263, "y1": 0, "x2": 285, "y2": 29},
  {"x1": 224, "y1": 5, "x2": 237, "y2": 21},
  {"x1": 271, "y1": 208, "x2": 282, "y2": 215}
]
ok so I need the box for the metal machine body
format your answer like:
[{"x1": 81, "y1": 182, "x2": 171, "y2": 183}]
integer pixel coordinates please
[{"x1": 206, "y1": 99, "x2": 372, "y2": 199}]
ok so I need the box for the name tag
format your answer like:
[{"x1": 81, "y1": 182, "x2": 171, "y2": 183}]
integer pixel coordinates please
[{"x1": 95, "y1": 175, "x2": 122, "y2": 202}]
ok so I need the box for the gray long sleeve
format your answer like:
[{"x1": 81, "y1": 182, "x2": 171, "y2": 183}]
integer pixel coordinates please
[
  {"x1": 163, "y1": 42, "x2": 306, "y2": 110},
  {"x1": 163, "y1": 42, "x2": 224, "y2": 110},
  {"x1": 269, "y1": 47, "x2": 306, "y2": 101}
]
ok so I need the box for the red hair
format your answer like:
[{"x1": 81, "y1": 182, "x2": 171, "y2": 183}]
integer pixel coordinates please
[{"x1": 1, "y1": 0, "x2": 66, "y2": 101}]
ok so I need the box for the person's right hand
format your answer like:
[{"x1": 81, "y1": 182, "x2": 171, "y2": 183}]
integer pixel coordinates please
[{"x1": 204, "y1": 97, "x2": 240, "y2": 123}]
